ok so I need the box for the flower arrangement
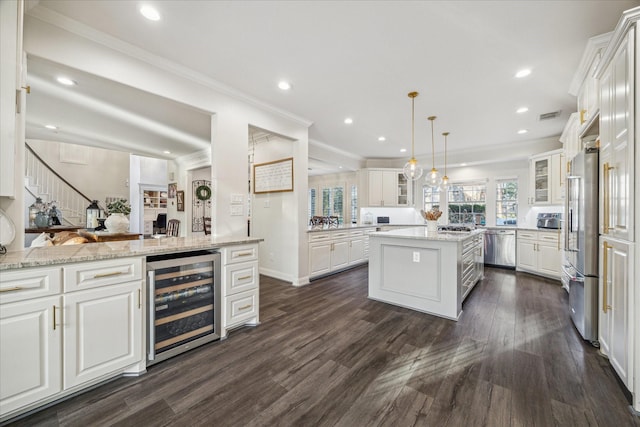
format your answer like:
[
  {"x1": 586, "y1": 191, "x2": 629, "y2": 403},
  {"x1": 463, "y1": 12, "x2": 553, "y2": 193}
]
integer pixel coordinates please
[
  {"x1": 106, "y1": 199, "x2": 131, "y2": 215},
  {"x1": 421, "y1": 207, "x2": 443, "y2": 221}
]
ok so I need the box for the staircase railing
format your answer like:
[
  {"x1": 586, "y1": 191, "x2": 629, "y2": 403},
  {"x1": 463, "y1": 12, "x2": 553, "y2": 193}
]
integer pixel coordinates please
[{"x1": 25, "y1": 143, "x2": 93, "y2": 226}]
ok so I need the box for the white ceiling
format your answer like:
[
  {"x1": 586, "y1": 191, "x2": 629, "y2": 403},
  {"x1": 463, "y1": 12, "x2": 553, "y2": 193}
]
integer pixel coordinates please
[{"x1": 25, "y1": 0, "x2": 640, "y2": 170}]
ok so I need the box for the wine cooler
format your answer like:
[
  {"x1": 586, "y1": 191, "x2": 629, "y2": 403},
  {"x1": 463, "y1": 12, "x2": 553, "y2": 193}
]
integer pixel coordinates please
[{"x1": 146, "y1": 250, "x2": 221, "y2": 365}]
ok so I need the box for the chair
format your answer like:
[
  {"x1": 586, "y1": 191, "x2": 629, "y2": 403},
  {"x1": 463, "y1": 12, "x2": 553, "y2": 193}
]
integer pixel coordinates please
[
  {"x1": 203, "y1": 217, "x2": 212, "y2": 235},
  {"x1": 153, "y1": 213, "x2": 167, "y2": 234},
  {"x1": 166, "y1": 219, "x2": 180, "y2": 237}
]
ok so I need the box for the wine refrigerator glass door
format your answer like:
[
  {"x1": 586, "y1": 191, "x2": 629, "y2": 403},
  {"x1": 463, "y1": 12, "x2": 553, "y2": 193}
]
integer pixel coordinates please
[{"x1": 147, "y1": 252, "x2": 221, "y2": 364}]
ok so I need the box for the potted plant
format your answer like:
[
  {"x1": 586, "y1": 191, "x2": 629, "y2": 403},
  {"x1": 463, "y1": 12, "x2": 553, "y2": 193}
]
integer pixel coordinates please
[{"x1": 104, "y1": 199, "x2": 131, "y2": 233}]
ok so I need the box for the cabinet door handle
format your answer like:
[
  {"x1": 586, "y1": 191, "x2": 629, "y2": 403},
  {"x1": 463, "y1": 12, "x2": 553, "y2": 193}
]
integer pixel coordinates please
[
  {"x1": 238, "y1": 304, "x2": 252, "y2": 311},
  {"x1": 235, "y1": 252, "x2": 253, "y2": 258},
  {"x1": 53, "y1": 305, "x2": 58, "y2": 330},
  {"x1": 138, "y1": 289, "x2": 142, "y2": 309},
  {"x1": 237, "y1": 275, "x2": 252, "y2": 281},
  {"x1": 603, "y1": 241, "x2": 611, "y2": 313},
  {"x1": 603, "y1": 162, "x2": 614, "y2": 233},
  {"x1": 94, "y1": 271, "x2": 124, "y2": 279},
  {"x1": 0, "y1": 286, "x2": 22, "y2": 293},
  {"x1": 580, "y1": 109, "x2": 586, "y2": 124}
]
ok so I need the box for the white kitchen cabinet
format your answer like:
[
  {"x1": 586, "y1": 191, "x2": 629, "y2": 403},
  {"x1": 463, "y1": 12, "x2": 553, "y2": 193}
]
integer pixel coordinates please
[
  {"x1": 599, "y1": 237, "x2": 634, "y2": 390},
  {"x1": 63, "y1": 281, "x2": 142, "y2": 389},
  {"x1": 221, "y1": 243, "x2": 259, "y2": 334},
  {"x1": 516, "y1": 230, "x2": 561, "y2": 279},
  {"x1": 0, "y1": 0, "x2": 23, "y2": 197},
  {"x1": 599, "y1": 28, "x2": 635, "y2": 242},
  {"x1": 560, "y1": 112, "x2": 580, "y2": 163},
  {"x1": 0, "y1": 259, "x2": 144, "y2": 422},
  {"x1": 308, "y1": 227, "x2": 375, "y2": 279},
  {"x1": 528, "y1": 150, "x2": 564, "y2": 205},
  {"x1": 366, "y1": 169, "x2": 410, "y2": 207}
]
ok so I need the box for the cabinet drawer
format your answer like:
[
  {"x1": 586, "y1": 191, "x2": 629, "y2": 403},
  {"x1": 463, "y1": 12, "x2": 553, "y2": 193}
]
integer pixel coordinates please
[
  {"x1": 225, "y1": 261, "x2": 258, "y2": 296},
  {"x1": 538, "y1": 232, "x2": 559, "y2": 243},
  {"x1": 225, "y1": 289, "x2": 259, "y2": 328},
  {"x1": 0, "y1": 267, "x2": 61, "y2": 304},
  {"x1": 309, "y1": 232, "x2": 331, "y2": 243},
  {"x1": 63, "y1": 258, "x2": 143, "y2": 292},
  {"x1": 224, "y1": 244, "x2": 258, "y2": 264},
  {"x1": 349, "y1": 230, "x2": 364, "y2": 237},
  {"x1": 331, "y1": 231, "x2": 350, "y2": 240},
  {"x1": 517, "y1": 231, "x2": 538, "y2": 241}
]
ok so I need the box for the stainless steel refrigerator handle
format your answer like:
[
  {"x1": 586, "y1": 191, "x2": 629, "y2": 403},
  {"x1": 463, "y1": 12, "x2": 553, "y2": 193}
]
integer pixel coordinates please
[
  {"x1": 147, "y1": 270, "x2": 156, "y2": 362},
  {"x1": 561, "y1": 264, "x2": 584, "y2": 282}
]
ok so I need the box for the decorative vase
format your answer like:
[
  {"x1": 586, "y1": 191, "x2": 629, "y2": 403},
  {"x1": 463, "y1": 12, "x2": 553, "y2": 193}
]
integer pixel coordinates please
[
  {"x1": 426, "y1": 220, "x2": 438, "y2": 233},
  {"x1": 34, "y1": 212, "x2": 49, "y2": 228},
  {"x1": 104, "y1": 213, "x2": 129, "y2": 233}
]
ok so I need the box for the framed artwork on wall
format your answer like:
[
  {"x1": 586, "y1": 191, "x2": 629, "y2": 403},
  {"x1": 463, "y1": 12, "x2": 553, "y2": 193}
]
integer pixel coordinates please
[
  {"x1": 177, "y1": 190, "x2": 184, "y2": 212},
  {"x1": 168, "y1": 183, "x2": 177, "y2": 199}
]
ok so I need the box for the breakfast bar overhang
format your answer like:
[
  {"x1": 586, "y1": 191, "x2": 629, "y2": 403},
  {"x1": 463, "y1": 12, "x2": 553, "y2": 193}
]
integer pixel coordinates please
[{"x1": 368, "y1": 227, "x2": 485, "y2": 320}]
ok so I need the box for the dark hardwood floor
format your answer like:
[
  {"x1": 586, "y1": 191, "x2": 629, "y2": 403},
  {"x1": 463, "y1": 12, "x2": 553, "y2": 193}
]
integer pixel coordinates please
[{"x1": 7, "y1": 266, "x2": 639, "y2": 426}]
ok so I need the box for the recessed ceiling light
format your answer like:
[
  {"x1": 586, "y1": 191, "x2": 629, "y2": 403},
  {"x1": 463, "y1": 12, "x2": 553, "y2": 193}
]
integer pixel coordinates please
[
  {"x1": 400, "y1": 148, "x2": 407, "y2": 153},
  {"x1": 378, "y1": 136, "x2": 386, "y2": 142},
  {"x1": 515, "y1": 69, "x2": 531, "y2": 78},
  {"x1": 278, "y1": 81, "x2": 291, "y2": 90},
  {"x1": 44, "y1": 124, "x2": 57, "y2": 130},
  {"x1": 140, "y1": 4, "x2": 161, "y2": 21},
  {"x1": 516, "y1": 107, "x2": 529, "y2": 113},
  {"x1": 344, "y1": 118, "x2": 353, "y2": 124},
  {"x1": 517, "y1": 129, "x2": 528, "y2": 134},
  {"x1": 163, "y1": 150, "x2": 171, "y2": 154},
  {"x1": 338, "y1": 166, "x2": 343, "y2": 169},
  {"x1": 56, "y1": 76, "x2": 76, "y2": 86},
  {"x1": 461, "y1": 163, "x2": 468, "y2": 167}
]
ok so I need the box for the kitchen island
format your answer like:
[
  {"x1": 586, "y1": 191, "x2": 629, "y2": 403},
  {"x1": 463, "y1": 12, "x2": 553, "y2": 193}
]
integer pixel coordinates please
[{"x1": 368, "y1": 227, "x2": 484, "y2": 320}]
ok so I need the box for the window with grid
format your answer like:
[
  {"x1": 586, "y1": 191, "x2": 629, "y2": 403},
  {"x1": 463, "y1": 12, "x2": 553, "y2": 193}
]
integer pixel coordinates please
[
  {"x1": 447, "y1": 181, "x2": 486, "y2": 225},
  {"x1": 423, "y1": 186, "x2": 441, "y2": 213},
  {"x1": 350, "y1": 185, "x2": 358, "y2": 224},
  {"x1": 322, "y1": 186, "x2": 344, "y2": 224},
  {"x1": 308, "y1": 188, "x2": 317, "y2": 222},
  {"x1": 496, "y1": 179, "x2": 518, "y2": 226}
]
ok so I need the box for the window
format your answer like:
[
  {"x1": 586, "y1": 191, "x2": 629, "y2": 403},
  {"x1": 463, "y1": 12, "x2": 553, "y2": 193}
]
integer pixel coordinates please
[
  {"x1": 423, "y1": 186, "x2": 441, "y2": 213},
  {"x1": 308, "y1": 188, "x2": 317, "y2": 222},
  {"x1": 496, "y1": 179, "x2": 518, "y2": 226},
  {"x1": 447, "y1": 181, "x2": 486, "y2": 225},
  {"x1": 322, "y1": 186, "x2": 344, "y2": 224},
  {"x1": 350, "y1": 184, "x2": 358, "y2": 224}
]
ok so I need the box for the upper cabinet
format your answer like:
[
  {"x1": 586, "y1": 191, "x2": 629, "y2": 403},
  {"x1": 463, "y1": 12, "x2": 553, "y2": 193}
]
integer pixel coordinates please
[
  {"x1": 528, "y1": 149, "x2": 564, "y2": 205},
  {"x1": 0, "y1": 0, "x2": 24, "y2": 197},
  {"x1": 560, "y1": 113, "x2": 580, "y2": 162},
  {"x1": 570, "y1": 32, "x2": 612, "y2": 134},
  {"x1": 599, "y1": 26, "x2": 635, "y2": 242},
  {"x1": 365, "y1": 169, "x2": 411, "y2": 207}
]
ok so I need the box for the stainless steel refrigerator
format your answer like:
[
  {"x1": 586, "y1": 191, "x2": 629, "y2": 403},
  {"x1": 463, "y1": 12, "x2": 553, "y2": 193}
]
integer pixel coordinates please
[{"x1": 563, "y1": 147, "x2": 599, "y2": 343}]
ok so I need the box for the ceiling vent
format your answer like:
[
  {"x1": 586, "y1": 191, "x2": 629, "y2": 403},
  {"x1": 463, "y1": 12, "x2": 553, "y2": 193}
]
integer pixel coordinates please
[{"x1": 538, "y1": 110, "x2": 561, "y2": 121}]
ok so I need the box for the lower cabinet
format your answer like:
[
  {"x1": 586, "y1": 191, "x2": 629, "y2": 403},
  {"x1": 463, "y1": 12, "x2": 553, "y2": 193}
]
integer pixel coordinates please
[
  {"x1": 516, "y1": 230, "x2": 561, "y2": 279},
  {"x1": 221, "y1": 244, "x2": 259, "y2": 336},
  {"x1": 308, "y1": 228, "x2": 375, "y2": 279},
  {"x1": 0, "y1": 259, "x2": 144, "y2": 422},
  {"x1": 599, "y1": 237, "x2": 633, "y2": 390}
]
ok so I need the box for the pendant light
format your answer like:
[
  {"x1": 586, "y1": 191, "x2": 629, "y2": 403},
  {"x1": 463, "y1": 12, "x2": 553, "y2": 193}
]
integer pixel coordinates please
[
  {"x1": 440, "y1": 131, "x2": 450, "y2": 190},
  {"x1": 426, "y1": 116, "x2": 442, "y2": 187},
  {"x1": 402, "y1": 92, "x2": 424, "y2": 181}
]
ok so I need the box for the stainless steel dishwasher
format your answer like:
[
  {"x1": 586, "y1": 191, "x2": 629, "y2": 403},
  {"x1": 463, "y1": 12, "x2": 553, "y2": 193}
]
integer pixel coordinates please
[{"x1": 484, "y1": 229, "x2": 516, "y2": 268}]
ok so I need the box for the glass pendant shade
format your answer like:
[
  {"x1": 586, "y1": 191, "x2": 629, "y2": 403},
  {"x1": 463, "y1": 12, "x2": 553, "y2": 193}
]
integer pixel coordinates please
[
  {"x1": 427, "y1": 167, "x2": 443, "y2": 187},
  {"x1": 403, "y1": 157, "x2": 424, "y2": 180},
  {"x1": 439, "y1": 131, "x2": 450, "y2": 191},
  {"x1": 403, "y1": 91, "x2": 423, "y2": 181}
]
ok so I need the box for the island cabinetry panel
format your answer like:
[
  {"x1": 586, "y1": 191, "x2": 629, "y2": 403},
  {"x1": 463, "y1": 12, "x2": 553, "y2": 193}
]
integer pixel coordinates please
[
  {"x1": 221, "y1": 244, "x2": 259, "y2": 334},
  {"x1": 516, "y1": 230, "x2": 561, "y2": 279},
  {"x1": 0, "y1": 259, "x2": 144, "y2": 422},
  {"x1": 599, "y1": 237, "x2": 634, "y2": 390},
  {"x1": 461, "y1": 234, "x2": 484, "y2": 300}
]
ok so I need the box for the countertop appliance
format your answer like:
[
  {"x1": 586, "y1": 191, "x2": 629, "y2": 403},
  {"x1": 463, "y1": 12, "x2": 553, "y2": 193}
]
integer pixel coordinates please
[
  {"x1": 146, "y1": 250, "x2": 221, "y2": 365},
  {"x1": 376, "y1": 216, "x2": 390, "y2": 224},
  {"x1": 483, "y1": 229, "x2": 516, "y2": 268},
  {"x1": 537, "y1": 212, "x2": 562, "y2": 229},
  {"x1": 564, "y1": 147, "x2": 599, "y2": 343}
]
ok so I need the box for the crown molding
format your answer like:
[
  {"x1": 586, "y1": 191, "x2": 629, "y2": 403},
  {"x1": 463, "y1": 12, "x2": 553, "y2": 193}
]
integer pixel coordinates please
[
  {"x1": 26, "y1": 5, "x2": 313, "y2": 128},
  {"x1": 595, "y1": 6, "x2": 640, "y2": 78},
  {"x1": 569, "y1": 32, "x2": 612, "y2": 96}
]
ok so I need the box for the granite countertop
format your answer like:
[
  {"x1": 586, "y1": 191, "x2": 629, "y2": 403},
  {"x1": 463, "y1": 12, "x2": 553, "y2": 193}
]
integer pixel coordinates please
[
  {"x1": 307, "y1": 224, "x2": 380, "y2": 232},
  {"x1": 370, "y1": 226, "x2": 485, "y2": 242},
  {"x1": 0, "y1": 236, "x2": 263, "y2": 270}
]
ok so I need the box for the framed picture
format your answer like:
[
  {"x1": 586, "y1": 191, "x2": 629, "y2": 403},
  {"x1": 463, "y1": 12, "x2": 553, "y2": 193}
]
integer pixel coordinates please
[
  {"x1": 168, "y1": 183, "x2": 177, "y2": 199},
  {"x1": 253, "y1": 157, "x2": 294, "y2": 194},
  {"x1": 176, "y1": 190, "x2": 184, "y2": 212}
]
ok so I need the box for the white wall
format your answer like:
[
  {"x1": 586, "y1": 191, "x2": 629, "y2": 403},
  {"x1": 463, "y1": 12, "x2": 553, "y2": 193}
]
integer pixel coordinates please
[{"x1": 23, "y1": 15, "x2": 311, "y2": 283}]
